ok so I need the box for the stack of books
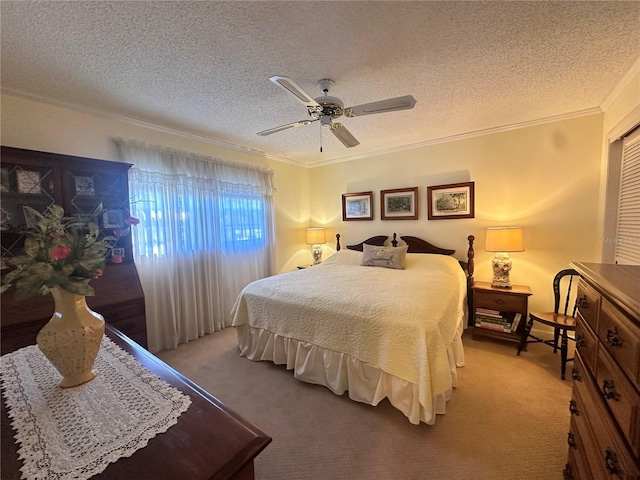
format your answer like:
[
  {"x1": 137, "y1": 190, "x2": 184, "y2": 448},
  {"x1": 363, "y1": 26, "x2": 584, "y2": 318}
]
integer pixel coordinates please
[{"x1": 475, "y1": 308, "x2": 522, "y2": 333}]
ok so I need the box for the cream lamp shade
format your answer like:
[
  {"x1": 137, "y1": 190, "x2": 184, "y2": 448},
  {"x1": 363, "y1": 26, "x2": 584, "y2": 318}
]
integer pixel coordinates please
[
  {"x1": 306, "y1": 228, "x2": 326, "y2": 265},
  {"x1": 306, "y1": 228, "x2": 326, "y2": 246},
  {"x1": 485, "y1": 227, "x2": 524, "y2": 288},
  {"x1": 485, "y1": 227, "x2": 524, "y2": 252}
]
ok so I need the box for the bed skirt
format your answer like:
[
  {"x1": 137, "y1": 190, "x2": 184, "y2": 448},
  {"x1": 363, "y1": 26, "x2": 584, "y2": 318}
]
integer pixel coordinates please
[{"x1": 235, "y1": 324, "x2": 465, "y2": 425}]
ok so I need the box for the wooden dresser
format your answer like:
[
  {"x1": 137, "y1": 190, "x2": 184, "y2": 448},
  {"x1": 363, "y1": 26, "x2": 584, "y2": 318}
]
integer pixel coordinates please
[
  {"x1": 1, "y1": 325, "x2": 271, "y2": 479},
  {"x1": 564, "y1": 262, "x2": 640, "y2": 480}
]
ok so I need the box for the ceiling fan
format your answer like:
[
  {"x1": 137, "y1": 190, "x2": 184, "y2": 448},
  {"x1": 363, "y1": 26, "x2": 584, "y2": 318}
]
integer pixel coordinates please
[{"x1": 257, "y1": 76, "x2": 417, "y2": 149}]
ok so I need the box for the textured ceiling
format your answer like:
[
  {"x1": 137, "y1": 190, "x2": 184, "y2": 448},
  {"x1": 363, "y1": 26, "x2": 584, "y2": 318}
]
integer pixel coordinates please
[{"x1": 1, "y1": 1, "x2": 639, "y2": 167}]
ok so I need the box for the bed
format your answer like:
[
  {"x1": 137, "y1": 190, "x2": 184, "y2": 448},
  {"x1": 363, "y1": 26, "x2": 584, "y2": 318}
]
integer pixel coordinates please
[{"x1": 231, "y1": 233, "x2": 475, "y2": 425}]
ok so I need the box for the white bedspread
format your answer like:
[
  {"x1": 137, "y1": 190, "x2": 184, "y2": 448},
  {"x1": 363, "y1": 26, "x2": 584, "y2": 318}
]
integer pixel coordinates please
[{"x1": 231, "y1": 250, "x2": 467, "y2": 421}]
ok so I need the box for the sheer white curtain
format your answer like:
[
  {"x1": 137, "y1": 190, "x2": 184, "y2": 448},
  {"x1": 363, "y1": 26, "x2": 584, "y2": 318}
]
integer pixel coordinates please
[{"x1": 115, "y1": 139, "x2": 276, "y2": 353}]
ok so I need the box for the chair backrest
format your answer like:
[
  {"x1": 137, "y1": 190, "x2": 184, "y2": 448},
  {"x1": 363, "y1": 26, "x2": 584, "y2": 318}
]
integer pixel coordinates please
[{"x1": 553, "y1": 268, "x2": 581, "y2": 316}]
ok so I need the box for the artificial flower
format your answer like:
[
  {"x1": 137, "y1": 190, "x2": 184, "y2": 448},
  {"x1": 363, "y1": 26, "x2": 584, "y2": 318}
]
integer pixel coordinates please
[
  {"x1": 50, "y1": 245, "x2": 72, "y2": 261},
  {"x1": 1, "y1": 204, "x2": 117, "y2": 299}
]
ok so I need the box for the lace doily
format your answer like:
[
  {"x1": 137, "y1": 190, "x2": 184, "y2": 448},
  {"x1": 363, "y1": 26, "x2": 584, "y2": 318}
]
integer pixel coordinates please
[{"x1": 1, "y1": 337, "x2": 192, "y2": 480}]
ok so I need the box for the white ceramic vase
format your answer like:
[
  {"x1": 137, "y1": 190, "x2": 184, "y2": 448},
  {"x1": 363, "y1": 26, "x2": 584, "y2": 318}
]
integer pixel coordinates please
[{"x1": 36, "y1": 285, "x2": 105, "y2": 388}]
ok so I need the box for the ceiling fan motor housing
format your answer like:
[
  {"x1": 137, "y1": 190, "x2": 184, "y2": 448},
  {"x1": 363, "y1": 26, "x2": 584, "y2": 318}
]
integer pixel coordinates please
[{"x1": 310, "y1": 78, "x2": 345, "y2": 119}]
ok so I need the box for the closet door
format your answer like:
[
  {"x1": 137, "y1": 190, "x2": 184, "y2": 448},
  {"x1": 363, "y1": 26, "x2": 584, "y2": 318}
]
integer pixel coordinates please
[{"x1": 615, "y1": 127, "x2": 640, "y2": 265}]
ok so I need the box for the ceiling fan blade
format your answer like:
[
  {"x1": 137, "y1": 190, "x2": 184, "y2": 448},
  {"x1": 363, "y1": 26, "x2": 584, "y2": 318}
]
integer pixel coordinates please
[
  {"x1": 257, "y1": 119, "x2": 316, "y2": 136},
  {"x1": 269, "y1": 75, "x2": 321, "y2": 109},
  {"x1": 346, "y1": 95, "x2": 417, "y2": 117},
  {"x1": 331, "y1": 123, "x2": 360, "y2": 148}
]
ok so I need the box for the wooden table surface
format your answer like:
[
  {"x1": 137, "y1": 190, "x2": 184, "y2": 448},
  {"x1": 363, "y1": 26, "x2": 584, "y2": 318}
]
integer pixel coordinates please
[{"x1": 1, "y1": 326, "x2": 271, "y2": 480}]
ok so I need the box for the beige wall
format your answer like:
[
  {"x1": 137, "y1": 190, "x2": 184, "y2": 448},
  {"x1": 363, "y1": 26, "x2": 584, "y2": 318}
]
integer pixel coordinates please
[
  {"x1": 3, "y1": 75, "x2": 638, "y2": 313},
  {"x1": 0, "y1": 93, "x2": 311, "y2": 273},
  {"x1": 310, "y1": 114, "x2": 604, "y2": 313}
]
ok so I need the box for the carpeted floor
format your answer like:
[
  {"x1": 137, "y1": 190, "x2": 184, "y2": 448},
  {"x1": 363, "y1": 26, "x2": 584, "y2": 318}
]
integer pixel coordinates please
[{"x1": 157, "y1": 328, "x2": 573, "y2": 480}]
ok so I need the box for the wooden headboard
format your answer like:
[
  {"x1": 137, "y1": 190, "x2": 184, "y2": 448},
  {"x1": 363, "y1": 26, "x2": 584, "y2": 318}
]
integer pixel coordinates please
[
  {"x1": 335, "y1": 234, "x2": 388, "y2": 252},
  {"x1": 335, "y1": 232, "x2": 476, "y2": 324},
  {"x1": 335, "y1": 233, "x2": 474, "y2": 272}
]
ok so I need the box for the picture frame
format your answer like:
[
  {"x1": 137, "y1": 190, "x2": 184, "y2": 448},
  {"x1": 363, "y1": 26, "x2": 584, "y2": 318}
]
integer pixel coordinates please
[
  {"x1": 427, "y1": 181, "x2": 475, "y2": 220},
  {"x1": 74, "y1": 175, "x2": 95, "y2": 196},
  {"x1": 16, "y1": 170, "x2": 41, "y2": 194},
  {"x1": 380, "y1": 187, "x2": 418, "y2": 220},
  {"x1": 103, "y1": 209, "x2": 124, "y2": 229},
  {"x1": 342, "y1": 191, "x2": 373, "y2": 221}
]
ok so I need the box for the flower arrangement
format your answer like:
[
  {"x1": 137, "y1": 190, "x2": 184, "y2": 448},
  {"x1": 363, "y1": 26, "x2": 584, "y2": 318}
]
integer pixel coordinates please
[{"x1": 0, "y1": 204, "x2": 137, "y2": 300}]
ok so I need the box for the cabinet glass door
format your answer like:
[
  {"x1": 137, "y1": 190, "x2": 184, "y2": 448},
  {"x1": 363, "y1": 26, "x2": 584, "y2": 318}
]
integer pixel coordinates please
[{"x1": 1, "y1": 164, "x2": 58, "y2": 265}]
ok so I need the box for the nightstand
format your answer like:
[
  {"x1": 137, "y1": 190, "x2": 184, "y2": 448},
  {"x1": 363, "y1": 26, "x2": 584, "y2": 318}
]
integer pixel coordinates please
[
  {"x1": 297, "y1": 265, "x2": 312, "y2": 270},
  {"x1": 471, "y1": 281, "x2": 532, "y2": 345}
]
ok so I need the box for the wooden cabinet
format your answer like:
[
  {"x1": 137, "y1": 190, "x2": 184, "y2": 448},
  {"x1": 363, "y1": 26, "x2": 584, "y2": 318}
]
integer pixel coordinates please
[
  {"x1": 564, "y1": 262, "x2": 640, "y2": 480},
  {"x1": 0, "y1": 147, "x2": 147, "y2": 351},
  {"x1": 471, "y1": 281, "x2": 532, "y2": 344}
]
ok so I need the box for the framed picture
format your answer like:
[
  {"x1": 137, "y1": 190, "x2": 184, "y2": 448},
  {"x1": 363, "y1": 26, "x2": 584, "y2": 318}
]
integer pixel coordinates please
[
  {"x1": 0, "y1": 168, "x2": 9, "y2": 193},
  {"x1": 103, "y1": 209, "x2": 124, "y2": 228},
  {"x1": 427, "y1": 181, "x2": 475, "y2": 220},
  {"x1": 380, "y1": 187, "x2": 418, "y2": 220},
  {"x1": 75, "y1": 176, "x2": 95, "y2": 196},
  {"x1": 16, "y1": 170, "x2": 41, "y2": 194},
  {"x1": 342, "y1": 191, "x2": 373, "y2": 221}
]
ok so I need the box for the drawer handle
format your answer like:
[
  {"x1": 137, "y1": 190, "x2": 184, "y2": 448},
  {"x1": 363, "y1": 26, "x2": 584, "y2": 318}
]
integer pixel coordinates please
[
  {"x1": 563, "y1": 463, "x2": 574, "y2": 480},
  {"x1": 575, "y1": 335, "x2": 586, "y2": 349},
  {"x1": 567, "y1": 432, "x2": 577, "y2": 450},
  {"x1": 604, "y1": 449, "x2": 621, "y2": 477},
  {"x1": 576, "y1": 295, "x2": 588, "y2": 309},
  {"x1": 494, "y1": 299, "x2": 505, "y2": 306},
  {"x1": 569, "y1": 399, "x2": 579, "y2": 416},
  {"x1": 606, "y1": 327, "x2": 622, "y2": 347},
  {"x1": 571, "y1": 368, "x2": 581, "y2": 382},
  {"x1": 602, "y1": 379, "x2": 620, "y2": 401}
]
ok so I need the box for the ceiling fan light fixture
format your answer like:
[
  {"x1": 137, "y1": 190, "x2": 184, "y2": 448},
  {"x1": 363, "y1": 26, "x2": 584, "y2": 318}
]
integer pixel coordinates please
[{"x1": 258, "y1": 75, "x2": 416, "y2": 149}]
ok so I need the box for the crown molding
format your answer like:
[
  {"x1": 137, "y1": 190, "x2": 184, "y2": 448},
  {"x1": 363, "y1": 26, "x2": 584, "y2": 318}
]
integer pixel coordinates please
[
  {"x1": 1, "y1": 87, "x2": 308, "y2": 168},
  {"x1": 3, "y1": 87, "x2": 602, "y2": 170},
  {"x1": 600, "y1": 56, "x2": 640, "y2": 112},
  {"x1": 306, "y1": 107, "x2": 603, "y2": 168}
]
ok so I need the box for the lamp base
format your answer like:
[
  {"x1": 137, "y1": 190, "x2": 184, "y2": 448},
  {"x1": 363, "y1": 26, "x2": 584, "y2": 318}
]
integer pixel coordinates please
[
  {"x1": 491, "y1": 252, "x2": 513, "y2": 288},
  {"x1": 312, "y1": 245, "x2": 322, "y2": 265}
]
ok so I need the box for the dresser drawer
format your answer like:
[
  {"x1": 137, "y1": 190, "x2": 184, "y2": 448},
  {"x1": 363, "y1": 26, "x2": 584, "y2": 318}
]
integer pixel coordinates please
[
  {"x1": 576, "y1": 281, "x2": 600, "y2": 331},
  {"x1": 567, "y1": 416, "x2": 594, "y2": 480},
  {"x1": 598, "y1": 298, "x2": 640, "y2": 389},
  {"x1": 572, "y1": 366, "x2": 640, "y2": 480},
  {"x1": 576, "y1": 314, "x2": 599, "y2": 375},
  {"x1": 596, "y1": 347, "x2": 640, "y2": 458},
  {"x1": 474, "y1": 289, "x2": 526, "y2": 312}
]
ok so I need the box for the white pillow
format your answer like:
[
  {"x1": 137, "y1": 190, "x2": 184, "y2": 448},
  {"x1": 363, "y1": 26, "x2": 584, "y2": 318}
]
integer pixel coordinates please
[{"x1": 361, "y1": 244, "x2": 409, "y2": 270}]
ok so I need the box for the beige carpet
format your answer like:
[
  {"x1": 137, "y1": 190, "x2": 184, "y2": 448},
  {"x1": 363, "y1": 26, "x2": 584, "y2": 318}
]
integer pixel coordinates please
[{"x1": 157, "y1": 329, "x2": 573, "y2": 480}]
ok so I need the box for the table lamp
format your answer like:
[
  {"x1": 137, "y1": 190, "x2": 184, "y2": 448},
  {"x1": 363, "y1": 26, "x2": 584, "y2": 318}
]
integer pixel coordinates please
[
  {"x1": 306, "y1": 228, "x2": 326, "y2": 265},
  {"x1": 485, "y1": 227, "x2": 524, "y2": 288}
]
